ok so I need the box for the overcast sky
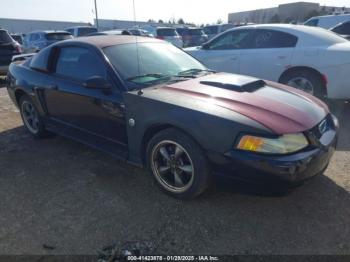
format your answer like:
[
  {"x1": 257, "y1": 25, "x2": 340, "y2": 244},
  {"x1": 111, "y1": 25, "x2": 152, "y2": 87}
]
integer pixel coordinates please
[{"x1": 0, "y1": 0, "x2": 349, "y2": 24}]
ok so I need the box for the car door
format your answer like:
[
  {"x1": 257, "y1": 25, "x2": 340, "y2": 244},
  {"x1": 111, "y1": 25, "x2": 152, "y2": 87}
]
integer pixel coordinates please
[
  {"x1": 197, "y1": 29, "x2": 254, "y2": 73},
  {"x1": 239, "y1": 29, "x2": 296, "y2": 82},
  {"x1": 43, "y1": 45, "x2": 128, "y2": 149}
]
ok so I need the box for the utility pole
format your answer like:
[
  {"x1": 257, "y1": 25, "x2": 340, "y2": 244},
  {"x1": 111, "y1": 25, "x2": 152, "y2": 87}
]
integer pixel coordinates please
[{"x1": 94, "y1": 0, "x2": 99, "y2": 30}]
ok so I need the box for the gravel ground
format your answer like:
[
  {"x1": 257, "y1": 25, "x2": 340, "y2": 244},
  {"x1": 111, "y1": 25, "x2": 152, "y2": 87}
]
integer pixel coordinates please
[{"x1": 0, "y1": 87, "x2": 349, "y2": 255}]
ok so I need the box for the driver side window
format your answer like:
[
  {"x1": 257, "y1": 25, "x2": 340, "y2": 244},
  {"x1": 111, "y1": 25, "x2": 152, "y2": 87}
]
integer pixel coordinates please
[
  {"x1": 207, "y1": 30, "x2": 253, "y2": 50},
  {"x1": 55, "y1": 46, "x2": 106, "y2": 82}
]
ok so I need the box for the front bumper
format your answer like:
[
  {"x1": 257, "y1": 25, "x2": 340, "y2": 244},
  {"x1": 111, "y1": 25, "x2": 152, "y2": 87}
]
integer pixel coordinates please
[{"x1": 210, "y1": 116, "x2": 338, "y2": 186}]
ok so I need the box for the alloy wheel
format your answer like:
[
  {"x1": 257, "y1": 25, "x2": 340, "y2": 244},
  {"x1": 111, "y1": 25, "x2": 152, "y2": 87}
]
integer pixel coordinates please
[
  {"x1": 21, "y1": 101, "x2": 40, "y2": 134},
  {"x1": 151, "y1": 140, "x2": 194, "y2": 193},
  {"x1": 287, "y1": 77, "x2": 314, "y2": 94}
]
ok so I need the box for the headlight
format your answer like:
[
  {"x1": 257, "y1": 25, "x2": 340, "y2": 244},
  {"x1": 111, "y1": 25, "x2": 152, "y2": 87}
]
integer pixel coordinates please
[{"x1": 237, "y1": 133, "x2": 309, "y2": 154}]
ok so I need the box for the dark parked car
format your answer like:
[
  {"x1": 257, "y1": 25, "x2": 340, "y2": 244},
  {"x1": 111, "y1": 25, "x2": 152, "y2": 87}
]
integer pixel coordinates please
[
  {"x1": 23, "y1": 31, "x2": 73, "y2": 52},
  {"x1": 330, "y1": 21, "x2": 350, "y2": 40},
  {"x1": 176, "y1": 27, "x2": 208, "y2": 47},
  {"x1": 6, "y1": 36, "x2": 338, "y2": 199},
  {"x1": 0, "y1": 29, "x2": 22, "y2": 76}
]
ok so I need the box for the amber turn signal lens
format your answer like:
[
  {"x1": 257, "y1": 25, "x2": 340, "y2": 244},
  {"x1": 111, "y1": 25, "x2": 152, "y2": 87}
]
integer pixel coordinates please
[{"x1": 237, "y1": 136, "x2": 264, "y2": 152}]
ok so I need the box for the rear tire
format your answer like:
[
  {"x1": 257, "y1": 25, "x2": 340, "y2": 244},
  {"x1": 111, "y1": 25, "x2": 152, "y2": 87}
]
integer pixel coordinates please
[
  {"x1": 146, "y1": 128, "x2": 211, "y2": 200},
  {"x1": 280, "y1": 69, "x2": 326, "y2": 99},
  {"x1": 19, "y1": 95, "x2": 47, "y2": 138}
]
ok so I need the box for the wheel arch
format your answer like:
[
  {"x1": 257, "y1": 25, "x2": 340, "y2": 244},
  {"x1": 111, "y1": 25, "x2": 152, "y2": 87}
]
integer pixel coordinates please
[
  {"x1": 140, "y1": 123, "x2": 203, "y2": 165},
  {"x1": 14, "y1": 89, "x2": 27, "y2": 106},
  {"x1": 279, "y1": 66, "x2": 326, "y2": 85}
]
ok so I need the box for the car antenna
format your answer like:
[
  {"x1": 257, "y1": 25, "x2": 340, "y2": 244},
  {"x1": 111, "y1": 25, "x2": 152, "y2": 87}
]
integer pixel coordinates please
[{"x1": 132, "y1": 0, "x2": 143, "y2": 96}]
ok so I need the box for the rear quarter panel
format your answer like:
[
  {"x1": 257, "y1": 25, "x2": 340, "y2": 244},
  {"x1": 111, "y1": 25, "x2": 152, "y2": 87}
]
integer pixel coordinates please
[{"x1": 7, "y1": 61, "x2": 50, "y2": 116}]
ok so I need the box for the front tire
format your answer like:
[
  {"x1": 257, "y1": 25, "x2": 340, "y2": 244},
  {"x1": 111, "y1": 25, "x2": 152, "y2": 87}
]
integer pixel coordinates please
[
  {"x1": 146, "y1": 128, "x2": 211, "y2": 200},
  {"x1": 19, "y1": 95, "x2": 47, "y2": 138},
  {"x1": 280, "y1": 69, "x2": 326, "y2": 99}
]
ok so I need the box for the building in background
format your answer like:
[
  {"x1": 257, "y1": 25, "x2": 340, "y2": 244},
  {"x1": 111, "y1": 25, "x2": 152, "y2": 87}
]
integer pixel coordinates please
[
  {"x1": 95, "y1": 19, "x2": 182, "y2": 31},
  {"x1": 228, "y1": 2, "x2": 350, "y2": 24},
  {"x1": 0, "y1": 17, "x2": 184, "y2": 34},
  {"x1": 0, "y1": 18, "x2": 90, "y2": 34}
]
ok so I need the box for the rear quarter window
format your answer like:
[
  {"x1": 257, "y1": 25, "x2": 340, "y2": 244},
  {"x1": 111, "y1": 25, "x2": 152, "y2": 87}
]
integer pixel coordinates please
[
  {"x1": 29, "y1": 47, "x2": 52, "y2": 72},
  {"x1": 252, "y1": 30, "x2": 298, "y2": 48}
]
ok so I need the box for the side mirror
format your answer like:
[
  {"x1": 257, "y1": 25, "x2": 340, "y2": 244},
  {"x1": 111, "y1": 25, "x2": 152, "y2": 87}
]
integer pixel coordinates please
[
  {"x1": 84, "y1": 76, "x2": 111, "y2": 90},
  {"x1": 202, "y1": 42, "x2": 210, "y2": 50}
]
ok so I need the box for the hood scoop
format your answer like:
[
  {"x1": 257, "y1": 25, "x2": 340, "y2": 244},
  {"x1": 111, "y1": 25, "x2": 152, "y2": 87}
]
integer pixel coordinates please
[{"x1": 200, "y1": 74, "x2": 266, "y2": 92}]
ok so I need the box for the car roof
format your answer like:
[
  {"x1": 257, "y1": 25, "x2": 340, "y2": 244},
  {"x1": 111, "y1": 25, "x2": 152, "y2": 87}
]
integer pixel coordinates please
[
  {"x1": 65, "y1": 26, "x2": 97, "y2": 29},
  {"x1": 308, "y1": 14, "x2": 350, "y2": 19},
  {"x1": 29, "y1": 30, "x2": 71, "y2": 34},
  {"x1": 60, "y1": 35, "x2": 163, "y2": 48},
  {"x1": 102, "y1": 29, "x2": 128, "y2": 34},
  {"x1": 205, "y1": 24, "x2": 232, "y2": 27},
  {"x1": 156, "y1": 27, "x2": 175, "y2": 30},
  {"x1": 234, "y1": 23, "x2": 333, "y2": 33},
  {"x1": 229, "y1": 24, "x2": 348, "y2": 45}
]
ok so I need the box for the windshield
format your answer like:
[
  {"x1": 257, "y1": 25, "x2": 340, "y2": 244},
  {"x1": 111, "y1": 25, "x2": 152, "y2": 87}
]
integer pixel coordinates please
[
  {"x1": 104, "y1": 42, "x2": 206, "y2": 88},
  {"x1": 45, "y1": 33, "x2": 73, "y2": 40}
]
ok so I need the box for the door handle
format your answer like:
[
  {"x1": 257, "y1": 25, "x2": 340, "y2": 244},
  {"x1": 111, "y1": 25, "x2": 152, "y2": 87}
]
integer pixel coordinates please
[
  {"x1": 231, "y1": 57, "x2": 238, "y2": 61},
  {"x1": 278, "y1": 56, "x2": 287, "y2": 59}
]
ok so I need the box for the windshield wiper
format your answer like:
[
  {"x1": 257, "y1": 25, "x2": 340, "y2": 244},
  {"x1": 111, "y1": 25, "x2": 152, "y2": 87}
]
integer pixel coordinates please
[
  {"x1": 176, "y1": 68, "x2": 216, "y2": 78},
  {"x1": 126, "y1": 73, "x2": 170, "y2": 82}
]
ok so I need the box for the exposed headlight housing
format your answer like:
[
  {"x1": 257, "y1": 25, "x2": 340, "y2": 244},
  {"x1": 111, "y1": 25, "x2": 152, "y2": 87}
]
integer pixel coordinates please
[{"x1": 237, "y1": 133, "x2": 309, "y2": 154}]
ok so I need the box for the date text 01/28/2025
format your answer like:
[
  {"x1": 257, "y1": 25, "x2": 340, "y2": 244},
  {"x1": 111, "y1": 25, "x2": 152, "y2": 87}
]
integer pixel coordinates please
[{"x1": 126, "y1": 255, "x2": 219, "y2": 261}]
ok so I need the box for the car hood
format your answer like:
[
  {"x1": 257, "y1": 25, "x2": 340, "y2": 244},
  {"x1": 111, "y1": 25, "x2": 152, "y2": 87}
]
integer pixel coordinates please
[{"x1": 146, "y1": 73, "x2": 329, "y2": 135}]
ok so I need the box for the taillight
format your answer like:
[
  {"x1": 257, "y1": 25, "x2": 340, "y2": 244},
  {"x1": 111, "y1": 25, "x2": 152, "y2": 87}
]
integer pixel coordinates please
[
  {"x1": 16, "y1": 46, "x2": 22, "y2": 53},
  {"x1": 156, "y1": 36, "x2": 165, "y2": 40},
  {"x1": 13, "y1": 43, "x2": 22, "y2": 53},
  {"x1": 322, "y1": 74, "x2": 328, "y2": 87}
]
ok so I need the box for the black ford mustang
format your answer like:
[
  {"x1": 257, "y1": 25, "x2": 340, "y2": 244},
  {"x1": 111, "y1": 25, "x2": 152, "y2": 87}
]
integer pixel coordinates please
[{"x1": 7, "y1": 36, "x2": 338, "y2": 199}]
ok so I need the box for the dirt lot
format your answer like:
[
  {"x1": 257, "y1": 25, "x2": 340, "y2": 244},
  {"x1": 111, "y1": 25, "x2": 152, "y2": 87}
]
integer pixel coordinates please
[{"x1": 0, "y1": 86, "x2": 349, "y2": 255}]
